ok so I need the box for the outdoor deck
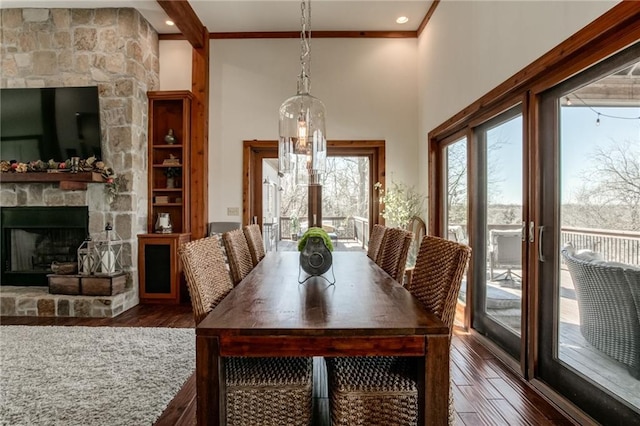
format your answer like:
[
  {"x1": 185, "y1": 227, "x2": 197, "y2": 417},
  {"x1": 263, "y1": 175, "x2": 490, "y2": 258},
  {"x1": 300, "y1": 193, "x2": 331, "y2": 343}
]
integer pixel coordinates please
[{"x1": 469, "y1": 267, "x2": 640, "y2": 410}]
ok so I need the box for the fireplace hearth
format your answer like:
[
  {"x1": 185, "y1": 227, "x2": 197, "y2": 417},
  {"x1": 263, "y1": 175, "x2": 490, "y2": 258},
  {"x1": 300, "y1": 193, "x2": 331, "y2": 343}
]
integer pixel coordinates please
[{"x1": 1, "y1": 206, "x2": 89, "y2": 286}]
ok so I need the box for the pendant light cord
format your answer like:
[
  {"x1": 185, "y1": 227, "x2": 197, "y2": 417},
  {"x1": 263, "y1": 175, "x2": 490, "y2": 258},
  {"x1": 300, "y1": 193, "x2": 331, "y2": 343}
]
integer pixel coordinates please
[{"x1": 298, "y1": 0, "x2": 311, "y2": 93}]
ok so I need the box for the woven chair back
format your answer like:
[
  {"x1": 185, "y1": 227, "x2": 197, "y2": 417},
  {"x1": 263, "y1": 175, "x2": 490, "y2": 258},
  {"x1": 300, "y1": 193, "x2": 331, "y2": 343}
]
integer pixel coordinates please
[
  {"x1": 243, "y1": 224, "x2": 266, "y2": 266},
  {"x1": 367, "y1": 224, "x2": 387, "y2": 263},
  {"x1": 378, "y1": 228, "x2": 413, "y2": 283},
  {"x1": 179, "y1": 236, "x2": 234, "y2": 324},
  {"x1": 222, "y1": 229, "x2": 254, "y2": 285},
  {"x1": 410, "y1": 235, "x2": 471, "y2": 332}
]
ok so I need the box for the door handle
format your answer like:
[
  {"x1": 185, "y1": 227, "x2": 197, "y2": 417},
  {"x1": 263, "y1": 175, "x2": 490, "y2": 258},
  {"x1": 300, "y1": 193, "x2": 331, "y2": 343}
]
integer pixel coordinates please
[
  {"x1": 529, "y1": 221, "x2": 535, "y2": 243},
  {"x1": 521, "y1": 221, "x2": 527, "y2": 242},
  {"x1": 538, "y1": 225, "x2": 545, "y2": 262}
]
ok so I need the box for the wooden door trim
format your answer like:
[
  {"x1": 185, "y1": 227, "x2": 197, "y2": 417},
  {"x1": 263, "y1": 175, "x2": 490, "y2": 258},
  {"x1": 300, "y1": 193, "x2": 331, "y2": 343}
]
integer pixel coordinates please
[
  {"x1": 242, "y1": 140, "x2": 385, "y2": 232},
  {"x1": 428, "y1": 2, "x2": 640, "y2": 141}
]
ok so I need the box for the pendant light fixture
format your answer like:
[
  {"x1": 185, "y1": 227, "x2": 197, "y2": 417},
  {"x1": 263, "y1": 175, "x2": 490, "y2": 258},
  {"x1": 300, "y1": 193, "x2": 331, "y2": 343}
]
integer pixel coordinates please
[{"x1": 278, "y1": 0, "x2": 326, "y2": 186}]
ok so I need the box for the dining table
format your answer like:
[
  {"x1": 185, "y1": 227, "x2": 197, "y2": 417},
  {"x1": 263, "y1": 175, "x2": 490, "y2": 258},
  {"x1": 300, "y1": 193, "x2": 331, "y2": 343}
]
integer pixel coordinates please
[{"x1": 196, "y1": 250, "x2": 450, "y2": 425}]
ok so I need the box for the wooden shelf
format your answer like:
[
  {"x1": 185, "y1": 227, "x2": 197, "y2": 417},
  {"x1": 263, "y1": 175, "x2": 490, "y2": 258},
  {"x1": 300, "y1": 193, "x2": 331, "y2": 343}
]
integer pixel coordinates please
[
  {"x1": 147, "y1": 91, "x2": 192, "y2": 234},
  {"x1": 153, "y1": 164, "x2": 183, "y2": 168},
  {"x1": 153, "y1": 144, "x2": 184, "y2": 149},
  {"x1": 0, "y1": 171, "x2": 103, "y2": 190}
]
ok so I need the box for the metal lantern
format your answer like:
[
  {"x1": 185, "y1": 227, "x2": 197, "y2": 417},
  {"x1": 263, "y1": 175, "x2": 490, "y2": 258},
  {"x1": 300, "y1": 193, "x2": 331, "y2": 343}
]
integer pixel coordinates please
[
  {"x1": 77, "y1": 236, "x2": 95, "y2": 275},
  {"x1": 92, "y1": 223, "x2": 123, "y2": 275}
]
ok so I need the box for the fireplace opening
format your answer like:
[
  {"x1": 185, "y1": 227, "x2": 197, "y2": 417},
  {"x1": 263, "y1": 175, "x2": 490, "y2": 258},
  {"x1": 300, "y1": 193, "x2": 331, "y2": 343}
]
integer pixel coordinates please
[{"x1": 1, "y1": 206, "x2": 89, "y2": 286}]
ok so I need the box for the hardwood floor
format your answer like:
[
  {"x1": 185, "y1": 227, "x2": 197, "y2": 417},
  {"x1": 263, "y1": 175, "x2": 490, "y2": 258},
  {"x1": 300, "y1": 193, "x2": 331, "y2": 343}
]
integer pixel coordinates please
[{"x1": 1, "y1": 304, "x2": 574, "y2": 425}]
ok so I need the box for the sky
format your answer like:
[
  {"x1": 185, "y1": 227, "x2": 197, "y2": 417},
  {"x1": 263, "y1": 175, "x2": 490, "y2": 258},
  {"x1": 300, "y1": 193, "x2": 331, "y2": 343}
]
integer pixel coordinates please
[
  {"x1": 560, "y1": 106, "x2": 640, "y2": 203},
  {"x1": 486, "y1": 106, "x2": 639, "y2": 205}
]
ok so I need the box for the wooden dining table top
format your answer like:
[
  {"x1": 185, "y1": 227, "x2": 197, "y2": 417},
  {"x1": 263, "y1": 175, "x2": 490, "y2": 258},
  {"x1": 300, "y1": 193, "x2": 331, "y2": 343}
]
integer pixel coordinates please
[
  {"x1": 196, "y1": 251, "x2": 447, "y2": 338},
  {"x1": 195, "y1": 250, "x2": 452, "y2": 425}
]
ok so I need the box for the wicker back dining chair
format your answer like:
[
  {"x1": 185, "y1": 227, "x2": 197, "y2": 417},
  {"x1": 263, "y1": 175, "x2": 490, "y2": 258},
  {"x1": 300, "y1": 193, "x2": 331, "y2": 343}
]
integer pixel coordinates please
[
  {"x1": 243, "y1": 224, "x2": 266, "y2": 266},
  {"x1": 326, "y1": 235, "x2": 471, "y2": 426},
  {"x1": 377, "y1": 227, "x2": 413, "y2": 283},
  {"x1": 367, "y1": 224, "x2": 387, "y2": 263},
  {"x1": 222, "y1": 228, "x2": 255, "y2": 285},
  {"x1": 179, "y1": 236, "x2": 234, "y2": 324},
  {"x1": 179, "y1": 236, "x2": 314, "y2": 425}
]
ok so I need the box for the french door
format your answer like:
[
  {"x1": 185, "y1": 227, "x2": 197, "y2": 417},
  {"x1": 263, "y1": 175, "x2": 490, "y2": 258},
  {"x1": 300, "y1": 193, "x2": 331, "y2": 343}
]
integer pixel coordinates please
[
  {"x1": 536, "y1": 44, "x2": 640, "y2": 424},
  {"x1": 243, "y1": 140, "x2": 385, "y2": 232},
  {"x1": 471, "y1": 105, "x2": 526, "y2": 360},
  {"x1": 429, "y1": 12, "x2": 640, "y2": 423}
]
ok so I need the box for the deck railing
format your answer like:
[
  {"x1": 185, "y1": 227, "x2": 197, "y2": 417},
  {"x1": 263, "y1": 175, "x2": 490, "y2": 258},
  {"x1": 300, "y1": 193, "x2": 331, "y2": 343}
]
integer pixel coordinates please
[
  {"x1": 278, "y1": 216, "x2": 358, "y2": 241},
  {"x1": 561, "y1": 226, "x2": 640, "y2": 265},
  {"x1": 446, "y1": 224, "x2": 640, "y2": 266}
]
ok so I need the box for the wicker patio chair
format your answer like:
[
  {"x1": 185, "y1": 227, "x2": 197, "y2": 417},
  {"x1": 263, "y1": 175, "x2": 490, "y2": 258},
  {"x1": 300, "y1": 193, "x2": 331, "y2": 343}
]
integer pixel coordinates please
[
  {"x1": 489, "y1": 229, "x2": 522, "y2": 282},
  {"x1": 326, "y1": 235, "x2": 471, "y2": 425},
  {"x1": 243, "y1": 224, "x2": 266, "y2": 266},
  {"x1": 222, "y1": 228, "x2": 255, "y2": 285},
  {"x1": 367, "y1": 224, "x2": 387, "y2": 264},
  {"x1": 561, "y1": 245, "x2": 640, "y2": 379},
  {"x1": 179, "y1": 236, "x2": 314, "y2": 425},
  {"x1": 377, "y1": 227, "x2": 413, "y2": 283}
]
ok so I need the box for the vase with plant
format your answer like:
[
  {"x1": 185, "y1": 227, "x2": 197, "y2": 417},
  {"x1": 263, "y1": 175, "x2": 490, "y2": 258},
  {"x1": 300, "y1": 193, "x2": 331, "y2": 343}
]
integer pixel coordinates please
[
  {"x1": 374, "y1": 181, "x2": 426, "y2": 229},
  {"x1": 290, "y1": 215, "x2": 300, "y2": 240},
  {"x1": 164, "y1": 167, "x2": 180, "y2": 188},
  {"x1": 297, "y1": 227, "x2": 335, "y2": 284}
]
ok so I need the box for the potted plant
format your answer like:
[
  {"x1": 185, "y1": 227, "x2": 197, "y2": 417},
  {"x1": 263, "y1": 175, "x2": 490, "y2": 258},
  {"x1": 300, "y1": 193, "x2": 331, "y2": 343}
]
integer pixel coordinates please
[
  {"x1": 297, "y1": 227, "x2": 334, "y2": 282},
  {"x1": 164, "y1": 167, "x2": 180, "y2": 188},
  {"x1": 374, "y1": 181, "x2": 426, "y2": 229},
  {"x1": 290, "y1": 215, "x2": 300, "y2": 240},
  {"x1": 298, "y1": 227, "x2": 334, "y2": 253}
]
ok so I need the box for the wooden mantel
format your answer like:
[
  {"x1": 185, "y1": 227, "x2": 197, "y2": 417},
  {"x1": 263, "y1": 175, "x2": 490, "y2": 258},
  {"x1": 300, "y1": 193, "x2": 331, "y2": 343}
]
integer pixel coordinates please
[{"x1": 0, "y1": 171, "x2": 104, "y2": 190}]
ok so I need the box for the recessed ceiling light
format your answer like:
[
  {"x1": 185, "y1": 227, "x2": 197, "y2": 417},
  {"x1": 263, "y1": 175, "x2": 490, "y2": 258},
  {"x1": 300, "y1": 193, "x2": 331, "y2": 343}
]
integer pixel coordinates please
[
  {"x1": 165, "y1": 20, "x2": 175, "y2": 26},
  {"x1": 396, "y1": 16, "x2": 409, "y2": 24}
]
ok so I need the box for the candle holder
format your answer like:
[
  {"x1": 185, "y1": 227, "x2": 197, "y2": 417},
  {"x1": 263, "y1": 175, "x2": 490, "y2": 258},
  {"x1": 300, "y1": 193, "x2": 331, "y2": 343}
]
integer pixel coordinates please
[
  {"x1": 70, "y1": 156, "x2": 80, "y2": 173},
  {"x1": 155, "y1": 212, "x2": 173, "y2": 234},
  {"x1": 92, "y1": 223, "x2": 123, "y2": 275},
  {"x1": 77, "y1": 236, "x2": 94, "y2": 275}
]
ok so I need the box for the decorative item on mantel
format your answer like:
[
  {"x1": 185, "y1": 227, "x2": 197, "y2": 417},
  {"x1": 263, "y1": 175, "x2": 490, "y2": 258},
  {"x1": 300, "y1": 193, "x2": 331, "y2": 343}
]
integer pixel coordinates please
[
  {"x1": 155, "y1": 212, "x2": 173, "y2": 234},
  {"x1": 297, "y1": 227, "x2": 335, "y2": 284},
  {"x1": 164, "y1": 128, "x2": 176, "y2": 144}
]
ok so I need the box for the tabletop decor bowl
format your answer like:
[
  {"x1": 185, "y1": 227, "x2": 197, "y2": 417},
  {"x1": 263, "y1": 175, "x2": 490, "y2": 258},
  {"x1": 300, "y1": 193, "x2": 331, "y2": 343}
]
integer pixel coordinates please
[{"x1": 51, "y1": 261, "x2": 78, "y2": 275}]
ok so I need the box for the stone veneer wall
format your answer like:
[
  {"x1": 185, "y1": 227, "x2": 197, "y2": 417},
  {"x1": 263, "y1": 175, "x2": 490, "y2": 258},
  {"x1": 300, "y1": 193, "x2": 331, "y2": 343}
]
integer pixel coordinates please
[{"x1": 0, "y1": 8, "x2": 159, "y2": 303}]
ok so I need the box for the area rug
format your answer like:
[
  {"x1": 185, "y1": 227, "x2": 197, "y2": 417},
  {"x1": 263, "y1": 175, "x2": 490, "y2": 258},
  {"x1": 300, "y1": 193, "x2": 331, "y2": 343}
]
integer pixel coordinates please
[{"x1": 0, "y1": 326, "x2": 195, "y2": 426}]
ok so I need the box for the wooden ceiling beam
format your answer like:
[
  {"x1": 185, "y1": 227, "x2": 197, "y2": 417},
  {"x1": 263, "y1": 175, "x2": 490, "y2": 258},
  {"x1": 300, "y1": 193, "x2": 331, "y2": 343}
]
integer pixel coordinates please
[
  {"x1": 156, "y1": 0, "x2": 206, "y2": 48},
  {"x1": 417, "y1": 0, "x2": 440, "y2": 38}
]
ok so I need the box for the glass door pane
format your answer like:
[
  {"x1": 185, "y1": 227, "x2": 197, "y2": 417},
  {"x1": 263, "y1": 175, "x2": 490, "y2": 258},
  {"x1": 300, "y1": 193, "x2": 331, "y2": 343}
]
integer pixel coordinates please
[
  {"x1": 485, "y1": 115, "x2": 523, "y2": 335},
  {"x1": 538, "y1": 49, "x2": 640, "y2": 424},
  {"x1": 444, "y1": 137, "x2": 469, "y2": 325},
  {"x1": 559, "y1": 65, "x2": 640, "y2": 409},
  {"x1": 473, "y1": 106, "x2": 523, "y2": 359}
]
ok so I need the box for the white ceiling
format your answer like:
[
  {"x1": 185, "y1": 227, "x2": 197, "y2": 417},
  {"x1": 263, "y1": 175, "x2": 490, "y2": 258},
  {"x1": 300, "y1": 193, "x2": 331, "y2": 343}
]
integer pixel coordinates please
[{"x1": 3, "y1": 1, "x2": 433, "y2": 34}]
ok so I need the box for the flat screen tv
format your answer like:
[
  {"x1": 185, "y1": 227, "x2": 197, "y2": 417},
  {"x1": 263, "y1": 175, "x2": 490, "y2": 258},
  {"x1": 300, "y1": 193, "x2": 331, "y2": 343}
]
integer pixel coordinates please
[{"x1": 0, "y1": 86, "x2": 102, "y2": 163}]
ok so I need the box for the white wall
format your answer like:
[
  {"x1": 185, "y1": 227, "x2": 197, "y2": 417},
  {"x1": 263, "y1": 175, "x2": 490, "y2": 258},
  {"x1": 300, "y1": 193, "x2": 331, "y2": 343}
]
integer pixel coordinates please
[
  {"x1": 209, "y1": 38, "x2": 418, "y2": 222},
  {"x1": 159, "y1": 40, "x2": 191, "y2": 91},
  {"x1": 416, "y1": 0, "x2": 618, "y2": 195}
]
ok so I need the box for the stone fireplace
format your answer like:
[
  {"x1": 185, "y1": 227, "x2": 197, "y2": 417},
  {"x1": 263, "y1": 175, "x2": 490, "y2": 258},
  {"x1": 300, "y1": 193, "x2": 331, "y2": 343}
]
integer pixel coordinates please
[
  {"x1": 0, "y1": 8, "x2": 159, "y2": 317},
  {"x1": 1, "y1": 206, "x2": 88, "y2": 286}
]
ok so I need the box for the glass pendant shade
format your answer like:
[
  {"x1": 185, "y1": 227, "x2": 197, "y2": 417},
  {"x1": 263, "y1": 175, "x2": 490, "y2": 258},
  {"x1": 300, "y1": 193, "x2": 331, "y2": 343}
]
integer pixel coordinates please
[
  {"x1": 278, "y1": 0, "x2": 326, "y2": 186},
  {"x1": 279, "y1": 89, "x2": 326, "y2": 185}
]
